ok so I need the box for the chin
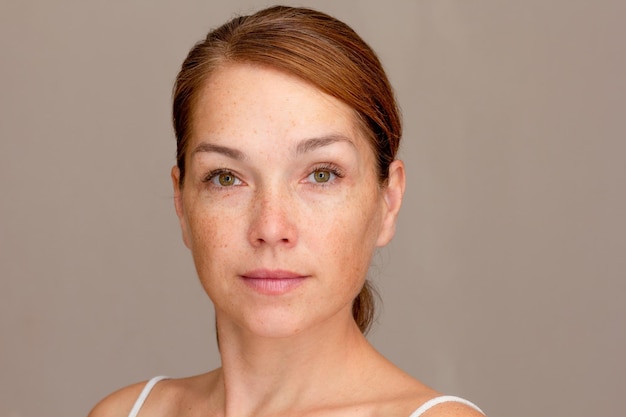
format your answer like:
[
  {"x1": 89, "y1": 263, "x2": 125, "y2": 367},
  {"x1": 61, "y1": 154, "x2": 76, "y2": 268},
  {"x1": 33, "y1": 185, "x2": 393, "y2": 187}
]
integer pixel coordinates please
[
  {"x1": 240, "y1": 308, "x2": 314, "y2": 339},
  {"x1": 220, "y1": 303, "x2": 346, "y2": 340}
]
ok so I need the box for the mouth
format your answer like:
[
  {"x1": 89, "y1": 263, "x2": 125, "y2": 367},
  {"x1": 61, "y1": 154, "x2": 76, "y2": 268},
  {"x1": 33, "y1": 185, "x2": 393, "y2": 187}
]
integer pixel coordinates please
[{"x1": 240, "y1": 269, "x2": 309, "y2": 295}]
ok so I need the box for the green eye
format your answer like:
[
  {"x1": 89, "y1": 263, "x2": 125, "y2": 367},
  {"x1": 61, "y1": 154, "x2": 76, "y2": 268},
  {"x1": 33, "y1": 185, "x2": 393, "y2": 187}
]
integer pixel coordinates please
[
  {"x1": 311, "y1": 169, "x2": 332, "y2": 183},
  {"x1": 205, "y1": 170, "x2": 241, "y2": 187},
  {"x1": 217, "y1": 172, "x2": 237, "y2": 186}
]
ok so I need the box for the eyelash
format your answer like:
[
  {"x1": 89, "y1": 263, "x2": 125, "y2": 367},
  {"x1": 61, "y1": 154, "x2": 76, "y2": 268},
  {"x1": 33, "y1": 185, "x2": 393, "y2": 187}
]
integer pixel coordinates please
[{"x1": 306, "y1": 163, "x2": 345, "y2": 184}]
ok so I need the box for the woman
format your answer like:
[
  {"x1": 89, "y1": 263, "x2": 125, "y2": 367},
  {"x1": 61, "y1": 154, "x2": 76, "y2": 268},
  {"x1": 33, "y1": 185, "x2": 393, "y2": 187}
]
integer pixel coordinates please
[{"x1": 90, "y1": 6, "x2": 485, "y2": 417}]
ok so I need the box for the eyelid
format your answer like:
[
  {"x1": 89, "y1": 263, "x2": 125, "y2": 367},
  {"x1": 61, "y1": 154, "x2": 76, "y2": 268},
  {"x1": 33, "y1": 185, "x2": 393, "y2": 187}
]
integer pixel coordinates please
[{"x1": 314, "y1": 162, "x2": 344, "y2": 176}]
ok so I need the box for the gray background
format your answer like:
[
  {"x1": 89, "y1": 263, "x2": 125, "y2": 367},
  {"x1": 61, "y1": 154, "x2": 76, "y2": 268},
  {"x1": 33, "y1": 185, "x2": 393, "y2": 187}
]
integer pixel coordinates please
[{"x1": 1, "y1": 1, "x2": 625, "y2": 416}]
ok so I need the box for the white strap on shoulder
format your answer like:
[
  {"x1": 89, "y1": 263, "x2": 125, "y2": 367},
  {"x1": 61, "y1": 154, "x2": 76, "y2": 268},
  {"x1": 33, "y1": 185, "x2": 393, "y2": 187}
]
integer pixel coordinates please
[
  {"x1": 408, "y1": 395, "x2": 485, "y2": 417},
  {"x1": 127, "y1": 376, "x2": 169, "y2": 417}
]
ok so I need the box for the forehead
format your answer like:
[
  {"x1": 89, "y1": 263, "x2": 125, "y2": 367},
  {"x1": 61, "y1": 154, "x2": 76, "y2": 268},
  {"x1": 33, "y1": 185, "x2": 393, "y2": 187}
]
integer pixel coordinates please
[{"x1": 191, "y1": 62, "x2": 364, "y2": 149}]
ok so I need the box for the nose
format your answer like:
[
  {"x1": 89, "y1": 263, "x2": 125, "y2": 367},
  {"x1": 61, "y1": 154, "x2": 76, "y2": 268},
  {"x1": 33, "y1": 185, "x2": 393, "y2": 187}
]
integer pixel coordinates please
[{"x1": 247, "y1": 186, "x2": 298, "y2": 248}]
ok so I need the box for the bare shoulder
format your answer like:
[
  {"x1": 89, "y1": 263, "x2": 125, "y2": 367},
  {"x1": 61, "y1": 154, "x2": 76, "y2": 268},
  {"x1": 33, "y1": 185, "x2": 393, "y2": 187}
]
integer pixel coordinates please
[
  {"x1": 87, "y1": 374, "x2": 213, "y2": 417},
  {"x1": 365, "y1": 367, "x2": 484, "y2": 417},
  {"x1": 87, "y1": 380, "x2": 149, "y2": 417},
  {"x1": 416, "y1": 399, "x2": 485, "y2": 417}
]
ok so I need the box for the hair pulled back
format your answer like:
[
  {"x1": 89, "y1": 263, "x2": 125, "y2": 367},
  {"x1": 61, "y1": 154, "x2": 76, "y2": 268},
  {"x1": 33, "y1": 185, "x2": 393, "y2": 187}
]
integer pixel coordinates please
[{"x1": 172, "y1": 6, "x2": 401, "y2": 334}]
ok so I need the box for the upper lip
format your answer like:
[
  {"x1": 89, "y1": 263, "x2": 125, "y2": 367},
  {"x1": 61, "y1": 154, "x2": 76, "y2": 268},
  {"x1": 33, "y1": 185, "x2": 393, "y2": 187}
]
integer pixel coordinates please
[{"x1": 241, "y1": 269, "x2": 307, "y2": 279}]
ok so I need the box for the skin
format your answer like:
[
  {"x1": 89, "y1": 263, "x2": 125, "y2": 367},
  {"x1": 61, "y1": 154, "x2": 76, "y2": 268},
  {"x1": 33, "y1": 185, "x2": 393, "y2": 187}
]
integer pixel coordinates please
[{"x1": 88, "y1": 63, "x2": 483, "y2": 417}]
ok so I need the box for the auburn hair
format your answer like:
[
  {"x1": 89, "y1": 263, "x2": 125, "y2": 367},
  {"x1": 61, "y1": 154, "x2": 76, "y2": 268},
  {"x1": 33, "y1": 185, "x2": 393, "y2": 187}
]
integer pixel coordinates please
[{"x1": 172, "y1": 5, "x2": 401, "y2": 334}]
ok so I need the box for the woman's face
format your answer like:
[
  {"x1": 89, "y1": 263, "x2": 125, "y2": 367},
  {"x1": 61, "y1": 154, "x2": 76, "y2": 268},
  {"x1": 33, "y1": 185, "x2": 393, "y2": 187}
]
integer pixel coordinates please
[{"x1": 173, "y1": 63, "x2": 404, "y2": 337}]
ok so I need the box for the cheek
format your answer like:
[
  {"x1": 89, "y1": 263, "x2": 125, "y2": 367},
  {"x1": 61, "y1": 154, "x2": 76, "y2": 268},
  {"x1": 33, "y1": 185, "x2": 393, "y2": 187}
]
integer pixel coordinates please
[
  {"x1": 309, "y1": 190, "x2": 382, "y2": 270},
  {"x1": 189, "y1": 215, "x2": 225, "y2": 250},
  {"x1": 184, "y1": 202, "x2": 245, "y2": 280},
  {"x1": 183, "y1": 189, "x2": 247, "y2": 248}
]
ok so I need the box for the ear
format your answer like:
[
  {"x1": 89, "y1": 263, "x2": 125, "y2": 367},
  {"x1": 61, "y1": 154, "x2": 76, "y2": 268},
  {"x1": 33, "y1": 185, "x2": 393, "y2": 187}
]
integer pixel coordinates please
[
  {"x1": 376, "y1": 159, "x2": 406, "y2": 247},
  {"x1": 171, "y1": 166, "x2": 191, "y2": 249}
]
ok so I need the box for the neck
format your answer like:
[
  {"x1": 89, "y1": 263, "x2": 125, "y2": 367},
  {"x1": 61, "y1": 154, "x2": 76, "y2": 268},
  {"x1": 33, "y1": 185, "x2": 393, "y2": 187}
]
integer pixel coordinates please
[{"x1": 211, "y1": 310, "x2": 376, "y2": 417}]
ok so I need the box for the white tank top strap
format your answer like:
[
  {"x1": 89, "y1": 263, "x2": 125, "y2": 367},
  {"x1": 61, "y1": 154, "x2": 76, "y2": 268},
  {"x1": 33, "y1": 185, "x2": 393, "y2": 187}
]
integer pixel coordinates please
[
  {"x1": 127, "y1": 376, "x2": 170, "y2": 417},
  {"x1": 408, "y1": 395, "x2": 485, "y2": 417}
]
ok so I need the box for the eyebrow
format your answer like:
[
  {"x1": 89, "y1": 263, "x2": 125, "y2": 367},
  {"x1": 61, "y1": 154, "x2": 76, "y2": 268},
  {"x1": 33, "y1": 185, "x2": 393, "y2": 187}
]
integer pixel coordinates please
[
  {"x1": 191, "y1": 142, "x2": 246, "y2": 160},
  {"x1": 295, "y1": 134, "x2": 356, "y2": 154}
]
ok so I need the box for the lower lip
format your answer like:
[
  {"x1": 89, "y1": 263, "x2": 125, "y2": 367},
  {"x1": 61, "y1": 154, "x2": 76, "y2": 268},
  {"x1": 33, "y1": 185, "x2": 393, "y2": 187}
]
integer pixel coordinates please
[{"x1": 241, "y1": 277, "x2": 307, "y2": 295}]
